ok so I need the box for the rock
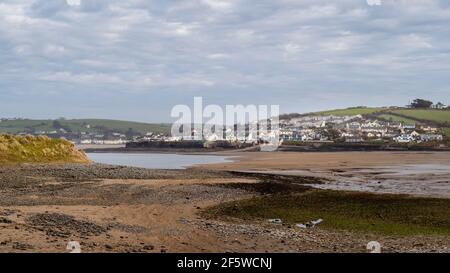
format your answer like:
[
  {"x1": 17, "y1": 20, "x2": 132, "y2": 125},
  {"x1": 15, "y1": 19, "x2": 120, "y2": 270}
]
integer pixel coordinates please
[
  {"x1": 268, "y1": 219, "x2": 283, "y2": 224},
  {"x1": 143, "y1": 245, "x2": 154, "y2": 250},
  {"x1": 296, "y1": 219, "x2": 323, "y2": 229},
  {"x1": 0, "y1": 217, "x2": 12, "y2": 224}
]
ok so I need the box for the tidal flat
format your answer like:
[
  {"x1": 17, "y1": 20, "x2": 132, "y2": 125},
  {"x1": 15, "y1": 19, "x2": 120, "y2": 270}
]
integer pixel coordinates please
[{"x1": 1, "y1": 151, "x2": 450, "y2": 253}]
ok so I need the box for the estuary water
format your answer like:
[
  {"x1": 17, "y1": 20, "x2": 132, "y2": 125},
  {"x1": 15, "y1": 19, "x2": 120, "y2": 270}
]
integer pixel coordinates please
[{"x1": 86, "y1": 152, "x2": 233, "y2": 169}]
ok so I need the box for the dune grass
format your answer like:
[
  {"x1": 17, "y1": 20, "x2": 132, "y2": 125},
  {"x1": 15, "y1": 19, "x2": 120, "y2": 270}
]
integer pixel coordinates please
[
  {"x1": 0, "y1": 134, "x2": 89, "y2": 164},
  {"x1": 204, "y1": 189, "x2": 450, "y2": 236}
]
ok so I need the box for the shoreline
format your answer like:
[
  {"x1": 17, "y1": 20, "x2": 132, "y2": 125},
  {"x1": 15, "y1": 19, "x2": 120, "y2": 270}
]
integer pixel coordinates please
[
  {"x1": 1, "y1": 151, "x2": 450, "y2": 253},
  {"x1": 79, "y1": 142, "x2": 450, "y2": 155},
  {"x1": 0, "y1": 162, "x2": 449, "y2": 253}
]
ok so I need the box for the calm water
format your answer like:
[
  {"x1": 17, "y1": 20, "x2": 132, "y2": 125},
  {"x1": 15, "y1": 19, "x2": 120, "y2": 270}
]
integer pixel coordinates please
[{"x1": 86, "y1": 152, "x2": 233, "y2": 169}]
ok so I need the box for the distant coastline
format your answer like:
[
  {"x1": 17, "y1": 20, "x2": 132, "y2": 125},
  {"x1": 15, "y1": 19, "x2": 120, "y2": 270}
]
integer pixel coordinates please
[{"x1": 80, "y1": 142, "x2": 450, "y2": 154}]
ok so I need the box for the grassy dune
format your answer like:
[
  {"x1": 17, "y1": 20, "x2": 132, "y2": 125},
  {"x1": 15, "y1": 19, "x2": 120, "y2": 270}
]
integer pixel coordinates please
[
  {"x1": 0, "y1": 134, "x2": 89, "y2": 164},
  {"x1": 205, "y1": 189, "x2": 450, "y2": 236}
]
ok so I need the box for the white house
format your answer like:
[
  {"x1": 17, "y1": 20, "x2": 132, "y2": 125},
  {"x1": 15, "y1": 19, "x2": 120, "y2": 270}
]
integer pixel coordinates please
[
  {"x1": 394, "y1": 134, "x2": 413, "y2": 143},
  {"x1": 420, "y1": 134, "x2": 443, "y2": 142}
]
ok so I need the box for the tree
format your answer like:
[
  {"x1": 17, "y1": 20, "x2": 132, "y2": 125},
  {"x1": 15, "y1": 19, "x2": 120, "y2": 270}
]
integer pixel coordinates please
[
  {"x1": 409, "y1": 99, "x2": 433, "y2": 109},
  {"x1": 52, "y1": 120, "x2": 72, "y2": 132},
  {"x1": 324, "y1": 128, "x2": 341, "y2": 140},
  {"x1": 435, "y1": 102, "x2": 446, "y2": 109},
  {"x1": 52, "y1": 120, "x2": 63, "y2": 129},
  {"x1": 126, "y1": 128, "x2": 139, "y2": 139}
]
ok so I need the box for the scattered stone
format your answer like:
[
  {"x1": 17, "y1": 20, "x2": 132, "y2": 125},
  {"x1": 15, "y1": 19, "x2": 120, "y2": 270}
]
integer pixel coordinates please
[
  {"x1": 26, "y1": 213, "x2": 106, "y2": 238},
  {"x1": 143, "y1": 245, "x2": 154, "y2": 251},
  {"x1": 296, "y1": 219, "x2": 323, "y2": 229},
  {"x1": 0, "y1": 209, "x2": 18, "y2": 216},
  {"x1": 0, "y1": 217, "x2": 12, "y2": 224},
  {"x1": 12, "y1": 242, "x2": 33, "y2": 251},
  {"x1": 106, "y1": 222, "x2": 147, "y2": 234},
  {"x1": 268, "y1": 219, "x2": 283, "y2": 224}
]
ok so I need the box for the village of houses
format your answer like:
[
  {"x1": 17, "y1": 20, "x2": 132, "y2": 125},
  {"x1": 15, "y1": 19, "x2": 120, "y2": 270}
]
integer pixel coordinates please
[
  {"x1": 76, "y1": 114, "x2": 444, "y2": 146},
  {"x1": 278, "y1": 114, "x2": 444, "y2": 144},
  {"x1": 3, "y1": 113, "x2": 445, "y2": 147}
]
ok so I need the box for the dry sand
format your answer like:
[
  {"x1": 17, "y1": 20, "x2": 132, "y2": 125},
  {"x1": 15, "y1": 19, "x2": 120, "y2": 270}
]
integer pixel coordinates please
[{"x1": 1, "y1": 152, "x2": 450, "y2": 253}]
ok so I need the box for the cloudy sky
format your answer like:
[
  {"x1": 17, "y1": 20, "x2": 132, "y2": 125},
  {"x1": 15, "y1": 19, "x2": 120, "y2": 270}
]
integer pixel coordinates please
[{"x1": 1, "y1": 0, "x2": 450, "y2": 122}]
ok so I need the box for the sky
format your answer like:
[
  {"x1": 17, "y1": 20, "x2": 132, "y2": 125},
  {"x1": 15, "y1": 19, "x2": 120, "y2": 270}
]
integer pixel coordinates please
[{"x1": 1, "y1": 0, "x2": 450, "y2": 122}]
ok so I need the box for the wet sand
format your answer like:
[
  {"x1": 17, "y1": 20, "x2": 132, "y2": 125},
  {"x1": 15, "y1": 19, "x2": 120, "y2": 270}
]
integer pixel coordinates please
[
  {"x1": 2, "y1": 163, "x2": 406, "y2": 253},
  {"x1": 1, "y1": 152, "x2": 450, "y2": 253},
  {"x1": 199, "y1": 152, "x2": 450, "y2": 198},
  {"x1": 201, "y1": 151, "x2": 450, "y2": 171}
]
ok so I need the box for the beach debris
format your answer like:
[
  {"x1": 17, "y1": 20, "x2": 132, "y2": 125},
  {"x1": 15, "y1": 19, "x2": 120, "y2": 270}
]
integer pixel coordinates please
[
  {"x1": 267, "y1": 218, "x2": 283, "y2": 224},
  {"x1": 66, "y1": 241, "x2": 81, "y2": 253},
  {"x1": 296, "y1": 219, "x2": 323, "y2": 229},
  {"x1": 367, "y1": 241, "x2": 381, "y2": 253}
]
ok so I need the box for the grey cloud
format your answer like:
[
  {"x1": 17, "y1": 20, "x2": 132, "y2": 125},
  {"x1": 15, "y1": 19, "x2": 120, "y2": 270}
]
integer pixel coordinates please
[
  {"x1": 30, "y1": 0, "x2": 69, "y2": 17},
  {"x1": 0, "y1": 0, "x2": 449, "y2": 121}
]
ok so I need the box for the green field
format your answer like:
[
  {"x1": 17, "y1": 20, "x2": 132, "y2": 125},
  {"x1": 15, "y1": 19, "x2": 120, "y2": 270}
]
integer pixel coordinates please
[
  {"x1": 388, "y1": 109, "x2": 450, "y2": 124},
  {"x1": 316, "y1": 107, "x2": 383, "y2": 116},
  {"x1": 312, "y1": 107, "x2": 450, "y2": 130},
  {"x1": 377, "y1": 114, "x2": 416, "y2": 125},
  {"x1": 0, "y1": 119, "x2": 171, "y2": 135},
  {"x1": 205, "y1": 189, "x2": 450, "y2": 236}
]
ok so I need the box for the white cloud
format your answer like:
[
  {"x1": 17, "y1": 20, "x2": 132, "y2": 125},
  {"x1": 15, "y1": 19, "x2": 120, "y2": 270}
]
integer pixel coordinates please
[
  {"x1": 201, "y1": 0, "x2": 234, "y2": 11},
  {"x1": 207, "y1": 53, "x2": 230, "y2": 59},
  {"x1": 399, "y1": 34, "x2": 433, "y2": 49},
  {"x1": 43, "y1": 44, "x2": 67, "y2": 57},
  {"x1": 166, "y1": 22, "x2": 198, "y2": 36},
  {"x1": 66, "y1": 0, "x2": 81, "y2": 7},
  {"x1": 39, "y1": 71, "x2": 122, "y2": 84},
  {"x1": 1, "y1": 0, "x2": 450, "y2": 120},
  {"x1": 366, "y1": 0, "x2": 382, "y2": 6}
]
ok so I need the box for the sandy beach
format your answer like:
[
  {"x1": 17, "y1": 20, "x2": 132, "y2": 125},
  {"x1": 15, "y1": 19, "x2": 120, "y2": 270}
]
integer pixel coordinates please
[
  {"x1": 202, "y1": 151, "x2": 450, "y2": 171},
  {"x1": 1, "y1": 151, "x2": 450, "y2": 253}
]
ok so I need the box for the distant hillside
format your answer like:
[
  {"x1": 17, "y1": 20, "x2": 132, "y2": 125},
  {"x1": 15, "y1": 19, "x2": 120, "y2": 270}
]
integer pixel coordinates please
[
  {"x1": 315, "y1": 107, "x2": 384, "y2": 116},
  {"x1": 0, "y1": 119, "x2": 171, "y2": 135},
  {"x1": 309, "y1": 107, "x2": 450, "y2": 125},
  {"x1": 0, "y1": 134, "x2": 89, "y2": 164},
  {"x1": 289, "y1": 107, "x2": 450, "y2": 137},
  {"x1": 386, "y1": 109, "x2": 450, "y2": 125}
]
